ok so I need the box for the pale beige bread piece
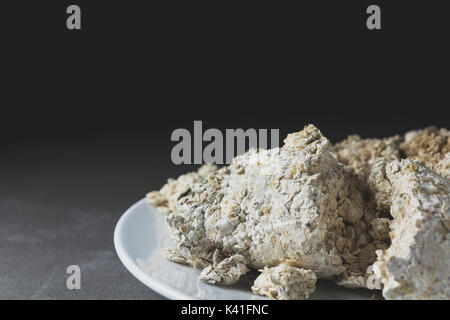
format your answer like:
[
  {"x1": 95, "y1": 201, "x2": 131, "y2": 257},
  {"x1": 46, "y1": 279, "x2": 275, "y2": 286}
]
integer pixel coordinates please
[
  {"x1": 251, "y1": 264, "x2": 317, "y2": 300},
  {"x1": 165, "y1": 125, "x2": 347, "y2": 275},
  {"x1": 146, "y1": 164, "x2": 217, "y2": 214},
  {"x1": 401, "y1": 126, "x2": 450, "y2": 179},
  {"x1": 198, "y1": 250, "x2": 249, "y2": 286},
  {"x1": 367, "y1": 158, "x2": 394, "y2": 212},
  {"x1": 371, "y1": 159, "x2": 450, "y2": 300}
]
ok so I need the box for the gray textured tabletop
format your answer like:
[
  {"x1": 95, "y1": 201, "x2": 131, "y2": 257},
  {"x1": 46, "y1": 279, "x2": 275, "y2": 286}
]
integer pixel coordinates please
[{"x1": 0, "y1": 134, "x2": 189, "y2": 299}]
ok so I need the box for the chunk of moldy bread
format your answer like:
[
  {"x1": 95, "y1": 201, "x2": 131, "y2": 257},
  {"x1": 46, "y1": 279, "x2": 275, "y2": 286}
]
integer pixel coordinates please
[
  {"x1": 198, "y1": 249, "x2": 249, "y2": 286},
  {"x1": 400, "y1": 126, "x2": 449, "y2": 179},
  {"x1": 333, "y1": 134, "x2": 403, "y2": 181},
  {"x1": 334, "y1": 126, "x2": 449, "y2": 181},
  {"x1": 333, "y1": 126, "x2": 450, "y2": 210},
  {"x1": 370, "y1": 158, "x2": 450, "y2": 300},
  {"x1": 251, "y1": 264, "x2": 317, "y2": 300},
  {"x1": 148, "y1": 124, "x2": 388, "y2": 299},
  {"x1": 146, "y1": 164, "x2": 218, "y2": 214}
]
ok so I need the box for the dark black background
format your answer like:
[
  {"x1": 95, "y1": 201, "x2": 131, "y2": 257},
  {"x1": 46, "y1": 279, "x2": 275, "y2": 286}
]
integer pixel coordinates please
[
  {"x1": 0, "y1": 1, "x2": 449, "y2": 299},
  {"x1": 3, "y1": 1, "x2": 449, "y2": 145}
]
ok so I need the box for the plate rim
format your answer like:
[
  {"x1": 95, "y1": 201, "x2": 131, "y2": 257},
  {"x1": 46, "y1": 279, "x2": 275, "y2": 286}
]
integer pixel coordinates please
[{"x1": 113, "y1": 198, "x2": 192, "y2": 300}]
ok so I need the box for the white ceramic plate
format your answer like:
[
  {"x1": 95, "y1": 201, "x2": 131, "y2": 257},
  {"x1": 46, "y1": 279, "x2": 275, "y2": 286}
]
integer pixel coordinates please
[{"x1": 114, "y1": 198, "x2": 378, "y2": 300}]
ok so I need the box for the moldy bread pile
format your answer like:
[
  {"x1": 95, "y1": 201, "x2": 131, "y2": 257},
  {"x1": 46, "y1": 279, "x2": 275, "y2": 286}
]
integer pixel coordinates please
[{"x1": 147, "y1": 125, "x2": 449, "y2": 300}]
